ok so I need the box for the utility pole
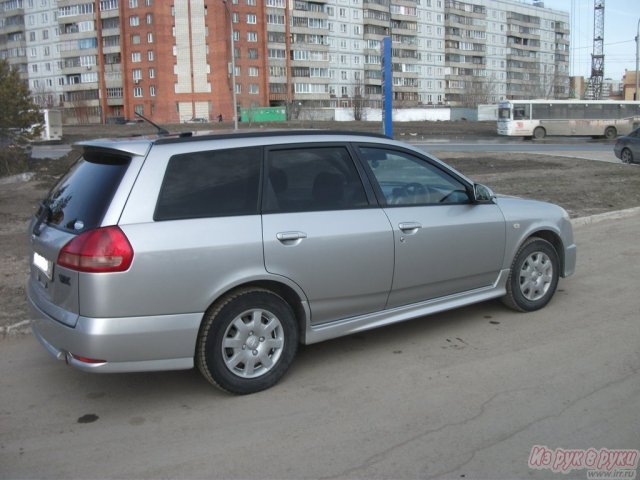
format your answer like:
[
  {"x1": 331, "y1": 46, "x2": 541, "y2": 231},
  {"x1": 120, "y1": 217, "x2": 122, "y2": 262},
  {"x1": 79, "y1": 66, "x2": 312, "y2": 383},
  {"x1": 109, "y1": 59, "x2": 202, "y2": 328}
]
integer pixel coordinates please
[{"x1": 589, "y1": 0, "x2": 605, "y2": 99}]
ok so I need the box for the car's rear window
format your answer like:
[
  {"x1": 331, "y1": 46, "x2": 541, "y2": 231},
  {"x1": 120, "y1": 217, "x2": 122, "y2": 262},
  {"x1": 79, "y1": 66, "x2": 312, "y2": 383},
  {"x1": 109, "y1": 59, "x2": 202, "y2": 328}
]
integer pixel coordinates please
[{"x1": 43, "y1": 150, "x2": 130, "y2": 233}]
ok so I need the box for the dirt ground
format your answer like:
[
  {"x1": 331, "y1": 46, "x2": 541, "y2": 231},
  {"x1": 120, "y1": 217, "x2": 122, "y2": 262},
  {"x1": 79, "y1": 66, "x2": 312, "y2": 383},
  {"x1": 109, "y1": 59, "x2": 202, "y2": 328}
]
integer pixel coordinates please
[{"x1": 1, "y1": 149, "x2": 640, "y2": 336}]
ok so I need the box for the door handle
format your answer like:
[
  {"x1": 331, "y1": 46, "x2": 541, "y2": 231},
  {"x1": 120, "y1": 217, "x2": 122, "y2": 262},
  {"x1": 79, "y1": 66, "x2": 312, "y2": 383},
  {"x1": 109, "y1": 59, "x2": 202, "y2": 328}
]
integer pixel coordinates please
[
  {"x1": 276, "y1": 231, "x2": 307, "y2": 243},
  {"x1": 398, "y1": 222, "x2": 422, "y2": 234}
]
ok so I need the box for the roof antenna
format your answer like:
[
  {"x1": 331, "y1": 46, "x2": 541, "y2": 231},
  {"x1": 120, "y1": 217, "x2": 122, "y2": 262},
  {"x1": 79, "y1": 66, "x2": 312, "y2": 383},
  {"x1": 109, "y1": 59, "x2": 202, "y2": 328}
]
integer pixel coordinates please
[{"x1": 134, "y1": 111, "x2": 170, "y2": 135}]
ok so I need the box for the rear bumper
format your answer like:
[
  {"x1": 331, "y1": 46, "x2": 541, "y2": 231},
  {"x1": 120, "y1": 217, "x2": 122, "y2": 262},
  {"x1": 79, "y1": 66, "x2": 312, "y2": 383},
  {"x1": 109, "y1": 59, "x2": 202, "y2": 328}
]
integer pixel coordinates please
[{"x1": 28, "y1": 291, "x2": 201, "y2": 373}]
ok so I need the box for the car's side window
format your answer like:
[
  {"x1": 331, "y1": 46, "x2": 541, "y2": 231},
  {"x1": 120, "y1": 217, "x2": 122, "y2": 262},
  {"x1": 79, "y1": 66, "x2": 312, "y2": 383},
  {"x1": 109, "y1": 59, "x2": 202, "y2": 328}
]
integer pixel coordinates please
[
  {"x1": 359, "y1": 147, "x2": 471, "y2": 206},
  {"x1": 154, "y1": 147, "x2": 261, "y2": 221},
  {"x1": 264, "y1": 146, "x2": 368, "y2": 213}
]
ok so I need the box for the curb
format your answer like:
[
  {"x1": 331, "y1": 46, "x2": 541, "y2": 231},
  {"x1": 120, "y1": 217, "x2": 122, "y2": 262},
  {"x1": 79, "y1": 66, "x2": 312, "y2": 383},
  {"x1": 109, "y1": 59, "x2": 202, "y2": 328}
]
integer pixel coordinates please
[
  {"x1": 571, "y1": 206, "x2": 640, "y2": 226},
  {"x1": 2, "y1": 207, "x2": 639, "y2": 339},
  {"x1": 0, "y1": 320, "x2": 31, "y2": 338}
]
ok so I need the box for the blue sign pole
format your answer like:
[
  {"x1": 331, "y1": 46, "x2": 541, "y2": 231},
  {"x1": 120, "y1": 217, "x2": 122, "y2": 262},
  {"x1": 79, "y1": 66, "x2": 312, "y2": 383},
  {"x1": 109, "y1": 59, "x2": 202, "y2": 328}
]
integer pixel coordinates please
[{"x1": 381, "y1": 37, "x2": 393, "y2": 138}]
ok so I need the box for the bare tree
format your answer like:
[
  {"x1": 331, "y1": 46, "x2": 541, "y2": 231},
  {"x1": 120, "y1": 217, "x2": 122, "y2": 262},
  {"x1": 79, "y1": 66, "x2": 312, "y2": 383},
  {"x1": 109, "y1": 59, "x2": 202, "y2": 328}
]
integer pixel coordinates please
[
  {"x1": 30, "y1": 83, "x2": 58, "y2": 109},
  {"x1": 529, "y1": 63, "x2": 563, "y2": 99},
  {"x1": 460, "y1": 75, "x2": 497, "y2": 107},
  {"x1": 351, "y1": 78, "x2": 367, "y2": 121}
]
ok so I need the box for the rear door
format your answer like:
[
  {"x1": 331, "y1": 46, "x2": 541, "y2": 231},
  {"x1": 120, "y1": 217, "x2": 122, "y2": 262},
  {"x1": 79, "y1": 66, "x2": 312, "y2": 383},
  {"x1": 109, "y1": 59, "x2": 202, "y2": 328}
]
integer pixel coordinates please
[
  {"x1": 28, "y1": 151, "x2": 131, "y2": 327},
  {"x1": 262, "y1": 144, "x2": 394, "y2": 325},
  {"x1": 356, "y1": 145, "x2": 506, "y2": 308}
]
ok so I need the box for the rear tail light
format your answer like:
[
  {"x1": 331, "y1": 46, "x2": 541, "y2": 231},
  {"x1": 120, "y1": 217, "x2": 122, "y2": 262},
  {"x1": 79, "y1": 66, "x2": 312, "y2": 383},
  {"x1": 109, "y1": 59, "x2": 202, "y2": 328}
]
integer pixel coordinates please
[{"x1": 57, "y1": 226, "x2": 134, "y2": 273}]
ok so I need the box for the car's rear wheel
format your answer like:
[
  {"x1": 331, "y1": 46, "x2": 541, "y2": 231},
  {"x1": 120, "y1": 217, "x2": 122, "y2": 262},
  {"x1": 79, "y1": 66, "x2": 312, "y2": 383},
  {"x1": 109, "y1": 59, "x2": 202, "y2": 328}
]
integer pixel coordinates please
[
  {"x1": 502, "y1": 237, "x2": 559, "y2": 312},
  {"x1": 604, "y1": 127, "x2": 617, "y2": 140},
  {"x1": 621, "y1": 148, "x2": 634, "y2": 164},
  {"x1": 196, "y1": 288, "x2": 298, "y2": 394},
  {"x1": 533, "y1": 127, "x2": 546, "y2": 140}
]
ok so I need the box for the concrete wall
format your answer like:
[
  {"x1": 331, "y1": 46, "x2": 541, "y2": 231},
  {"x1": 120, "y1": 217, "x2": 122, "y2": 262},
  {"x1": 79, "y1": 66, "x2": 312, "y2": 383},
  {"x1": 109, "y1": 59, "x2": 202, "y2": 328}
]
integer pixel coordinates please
[
  {"x1": 450, "y1": 108, "x2": 478, "y2": 121},
  {"x1": 334, "y1": 108, "x2": 451, "y2": 122},
  {"x1": 478, "y1": 104, "x2": 499, "y2": 121}
]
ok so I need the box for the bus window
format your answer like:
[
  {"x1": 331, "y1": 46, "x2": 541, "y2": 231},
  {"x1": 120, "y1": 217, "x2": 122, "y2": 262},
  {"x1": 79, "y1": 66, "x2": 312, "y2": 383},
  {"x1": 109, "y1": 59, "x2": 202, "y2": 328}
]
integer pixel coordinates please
[
  {"x1": 532, "y1": 104, "x2": 550, "y2": 119},
  {"x1": 567, "y1": 104, "x2": 586, "y2": 119},
  {"x1": 588, "y1": 104, "x2": 604, "y2": 119},
  {"x1": 513, "y1": 104, "x2": 530, "y2": 120},
  {"x1": 498, "y1": 107, "x2": 511, "y2": 119},
  {"x1": 603, "y1": 104, "x2": 619, "y2": 119}
]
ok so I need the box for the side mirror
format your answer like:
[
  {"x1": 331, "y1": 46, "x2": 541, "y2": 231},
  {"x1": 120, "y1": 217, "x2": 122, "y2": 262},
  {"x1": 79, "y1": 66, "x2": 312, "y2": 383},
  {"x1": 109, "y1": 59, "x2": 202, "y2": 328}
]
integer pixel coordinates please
[{"x1": 473, "y1": 183, "x2": 495, "y2": 203}]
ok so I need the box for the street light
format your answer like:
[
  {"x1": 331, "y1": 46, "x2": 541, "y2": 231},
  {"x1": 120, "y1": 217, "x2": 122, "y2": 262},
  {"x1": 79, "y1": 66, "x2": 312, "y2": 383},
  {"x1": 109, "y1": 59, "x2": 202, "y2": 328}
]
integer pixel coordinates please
[{"x1": 222, "y1": 0, "x2": 238, "y2": 130}]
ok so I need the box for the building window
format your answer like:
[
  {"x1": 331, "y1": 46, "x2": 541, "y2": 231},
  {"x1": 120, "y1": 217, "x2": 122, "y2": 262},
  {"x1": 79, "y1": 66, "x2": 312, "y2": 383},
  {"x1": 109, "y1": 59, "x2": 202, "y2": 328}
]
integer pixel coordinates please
[
  {"x1": 129, "y1": 0, "x2": 138, "y2": 7},
  {"x1": 146, "y1": 14, "x2": 153, "y2": 24},
  {"x1": 133, "y1": 68, "x2": 142, "y2": 80},
  {"x1": 130, "y1": 16, "x2": 139, "y2": 26},
  {"x1": 248, "y1": 84, "x2": 259, "y2": 94},
  {"x1": 232, "y1": 12, "x2": 239, "y2": 23},
  {"x1": 147, "y1": 32, "x2": 153, "y2": 43},
  {"x1": 132, "y1": 34, "x2": 140, "y2": 44},
  {"x1": 247, "y1": 31, "x2": 257, "y2": 42},
  {"x1": 247, "y1": 14, "x2": 257, "y2": 24},
  {"x1": 148, "y1": 67, "x2": 155, "y2": 78},
  {"x1": 248, "y1": 66, "x2": 258, "y2": 77},
  {"x1": 149, "y1": 85, "x2": 156, "y2": 96},
  {"x1": 133, "y1": 86, "x2": 143, "y2": 97},
  {"x1": 233, "y1": 31, "x2": 239, "y2": 41},
  {"x1": 148, "y1": 50, "x2": 154, "y2": 61},
  {"x1": 132, "y1": 52, "x2": 141, "y2": 62},
  {"x1": 247, "y1": 48, "x2": 258, "y2": 59}
]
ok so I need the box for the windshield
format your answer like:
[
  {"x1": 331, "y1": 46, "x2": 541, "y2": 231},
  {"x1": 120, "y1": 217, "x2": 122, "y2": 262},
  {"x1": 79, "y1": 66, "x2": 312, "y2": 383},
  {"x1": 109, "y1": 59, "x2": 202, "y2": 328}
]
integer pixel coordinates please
[
  {"x1": 41, "y1": 151, "x2": 130, "y2": 234},
  {"x1": 498, "y1": 107, "x2": 511, "y2": 120}
]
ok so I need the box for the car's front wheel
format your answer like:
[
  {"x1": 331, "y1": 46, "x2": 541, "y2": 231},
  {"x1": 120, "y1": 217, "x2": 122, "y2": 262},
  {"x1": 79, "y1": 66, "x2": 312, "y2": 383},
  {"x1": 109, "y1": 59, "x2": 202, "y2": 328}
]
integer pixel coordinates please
[
  {"x1": 196, "y1": 288, "x2": 298, "y2": 394},
  {"x1": 502, "y1": 237, "x2": 559, "y2": 312},
  {"x1": 621, "y1": 148, "x2": 634, "y2": 164}
]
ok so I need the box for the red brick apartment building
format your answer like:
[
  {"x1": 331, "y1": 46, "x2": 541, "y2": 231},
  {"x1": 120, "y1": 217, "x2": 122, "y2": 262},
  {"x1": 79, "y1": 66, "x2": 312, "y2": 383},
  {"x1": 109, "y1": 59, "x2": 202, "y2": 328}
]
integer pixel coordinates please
[{"x1": 117, "y1": 0, "x2": 268, "y2": 123}]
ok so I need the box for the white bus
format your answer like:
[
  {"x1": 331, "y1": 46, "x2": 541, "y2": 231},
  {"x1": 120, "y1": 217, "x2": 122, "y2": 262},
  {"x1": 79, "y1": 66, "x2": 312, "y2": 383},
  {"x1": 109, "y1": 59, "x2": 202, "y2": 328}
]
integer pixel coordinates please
[{"x1": 497, "y1": 99, "x2": 640, "y2": 139}]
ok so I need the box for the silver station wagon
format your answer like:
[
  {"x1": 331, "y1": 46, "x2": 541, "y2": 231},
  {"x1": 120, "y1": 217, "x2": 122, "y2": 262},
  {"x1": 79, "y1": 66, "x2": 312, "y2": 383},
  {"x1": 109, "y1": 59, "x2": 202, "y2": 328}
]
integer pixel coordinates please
[{"x1": 28, "y1": 131, "x2": 576, "y2": 394}]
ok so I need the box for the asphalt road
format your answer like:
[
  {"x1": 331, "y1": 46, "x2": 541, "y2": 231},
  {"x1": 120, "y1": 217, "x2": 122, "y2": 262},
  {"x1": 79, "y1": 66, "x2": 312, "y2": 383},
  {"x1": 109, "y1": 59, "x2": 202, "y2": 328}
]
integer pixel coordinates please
[
  {"x1": 410, "y1": 139, "x2": 619, "y2": 163},
  {"x1": 1, "y1": 213, "x2": 639, "y2": 479}
]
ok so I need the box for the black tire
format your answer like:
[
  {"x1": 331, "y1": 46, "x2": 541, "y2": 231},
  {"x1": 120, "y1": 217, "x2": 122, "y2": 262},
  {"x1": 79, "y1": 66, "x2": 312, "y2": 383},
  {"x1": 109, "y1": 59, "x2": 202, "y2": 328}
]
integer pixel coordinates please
[
  {"x1": 533, "y1": 127, "x2": 546, "y2": 140},
  {"x1": 621, "y1": 148, "x2": 634, "y2": 164},
  {"x1": 196, "y1": 288, "x2": 298, "y2": 394},
  {"x1": 604, "y1": 127, "x2": 617, "y2": 140},
  {"x1": 502, "y1": 237, "x2": 560, "y2": 312}
]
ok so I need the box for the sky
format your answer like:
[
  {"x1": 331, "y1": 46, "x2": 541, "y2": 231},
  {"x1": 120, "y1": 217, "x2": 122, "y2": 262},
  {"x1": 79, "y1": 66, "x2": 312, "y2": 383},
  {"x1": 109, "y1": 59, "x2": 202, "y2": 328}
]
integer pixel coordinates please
[{"x1": 537, "y1": 0, "x2": 638, "y2": 81}]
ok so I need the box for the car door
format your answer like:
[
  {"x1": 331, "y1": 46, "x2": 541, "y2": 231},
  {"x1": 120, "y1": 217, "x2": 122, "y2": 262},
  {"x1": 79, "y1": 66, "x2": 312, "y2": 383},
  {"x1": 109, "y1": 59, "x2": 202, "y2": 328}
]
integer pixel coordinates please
[
  {"x1": 356, "y1": 145, "x2": 506, "y2": 309},
  {"x1": 262, "y1": 144, "x2": 394, "y2": 325}
]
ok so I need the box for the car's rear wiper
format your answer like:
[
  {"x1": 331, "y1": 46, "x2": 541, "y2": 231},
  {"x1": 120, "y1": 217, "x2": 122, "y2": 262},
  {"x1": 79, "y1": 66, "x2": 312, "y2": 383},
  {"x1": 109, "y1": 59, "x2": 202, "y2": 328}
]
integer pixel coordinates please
[{"x1": 32, "y1": 201, "x2": 52, "y2": 236}]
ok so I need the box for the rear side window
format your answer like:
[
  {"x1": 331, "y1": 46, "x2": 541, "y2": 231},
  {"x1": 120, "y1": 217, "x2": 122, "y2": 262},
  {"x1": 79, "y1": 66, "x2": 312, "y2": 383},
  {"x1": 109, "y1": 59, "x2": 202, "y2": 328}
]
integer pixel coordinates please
[
  {"x1": 264, "y1": 146, "x2": 368, "y2": 213},
  {"x1": 155, "y1": 147, "x2": 261, "y2": 221},
  {"x1": 44, "y1": 151, "x2": 130, "y2": 233}
]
